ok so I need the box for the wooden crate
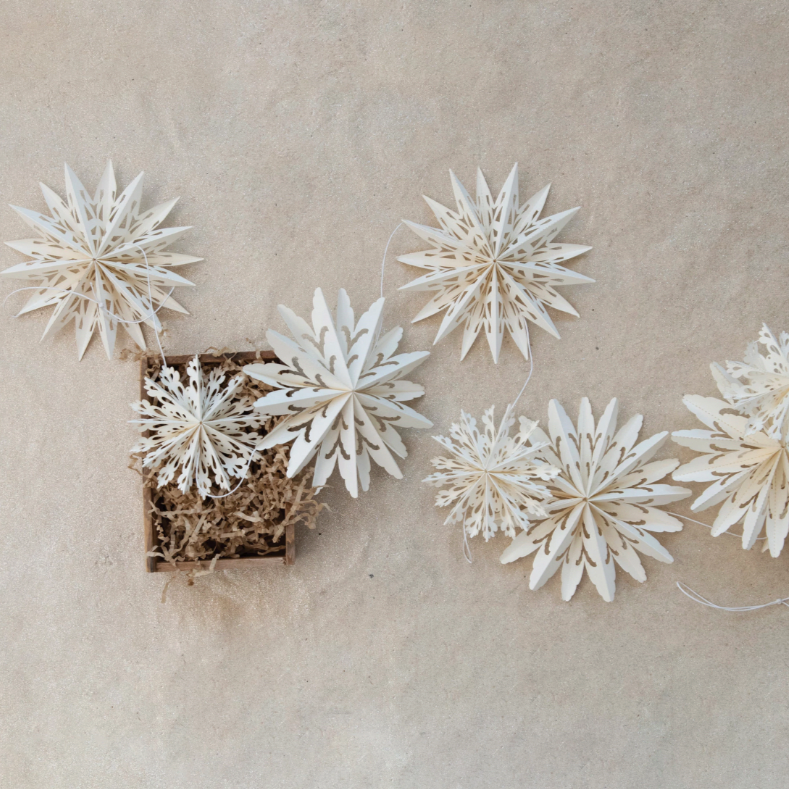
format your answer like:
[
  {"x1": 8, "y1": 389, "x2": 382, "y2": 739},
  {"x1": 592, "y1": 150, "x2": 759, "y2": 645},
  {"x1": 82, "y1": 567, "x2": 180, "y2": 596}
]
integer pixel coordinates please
[{"x1": 140, "y1": 351, "x2": 296, "y2": 573}]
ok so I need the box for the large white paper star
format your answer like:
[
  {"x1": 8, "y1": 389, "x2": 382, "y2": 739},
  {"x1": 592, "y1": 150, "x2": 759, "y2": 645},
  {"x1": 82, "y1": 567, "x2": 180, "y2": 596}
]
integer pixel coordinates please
[
  {"x1": 245, "y1": 288, "x2": 432, "y2": 498},
  {"x1": 501, "y1": 398, "x2": 690, "y2": 601},
  {"x1": 2, "y1": 162, "x2": 200, "y2": 359},
  {"x1": 398, "y1": 163, "x2": 593, "y2": 362}
]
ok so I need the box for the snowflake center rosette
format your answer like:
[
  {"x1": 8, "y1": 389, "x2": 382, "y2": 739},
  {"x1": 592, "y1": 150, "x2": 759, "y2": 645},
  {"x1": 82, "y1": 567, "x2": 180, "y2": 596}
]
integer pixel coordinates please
[
  {"x1": 398, "y1": 163, "x2": 594, "y2": 362},
  {"x1": 501, "y1": 398, "x2": 690, "y2": 602},
  {"x1": 244, "y1": 288, "x2": 432, "y2": 498},
  {"x1": 2, "y1": 161, "x2": 201, "y2": 359},
  {"x1": 130, "y1": 356, "x2": 264, "y2": 498},
  {"x1": 424, "y1": 404, "x2": 559, "y2": 541}
]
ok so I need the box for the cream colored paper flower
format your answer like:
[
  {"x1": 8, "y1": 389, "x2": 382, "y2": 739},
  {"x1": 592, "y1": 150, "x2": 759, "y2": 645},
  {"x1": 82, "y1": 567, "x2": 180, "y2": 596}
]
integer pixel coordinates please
[
  {"x1": 130, "y1": 356, "x2": 262, "y2": 497},
  {"x1": 711, "y1": 324, "x2": 789, "y2": 440},
  {"x1": 2, "y1": 162, "x2": 200, "y2": 359},
  {"x1": 501, "y1": 399, "x2": 690, "y2": 602},
  {"x1": 398, "y1": 163, "x2": 593, "y2": 362},
  {"x1": 245, "y1": 288, "x2": 432, "y2": 498},
  {"x1": 423, "y1": 405, "x2": 558, "y2": 541},
  {"x1": 673, "y1": 395, "x2": 789, "y2": 557}
]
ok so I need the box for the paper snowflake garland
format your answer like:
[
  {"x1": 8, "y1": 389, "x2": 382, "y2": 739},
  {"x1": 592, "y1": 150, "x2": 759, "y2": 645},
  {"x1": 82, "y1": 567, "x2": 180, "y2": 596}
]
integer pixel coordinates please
[
  {"x1": 245, "y1": 288, "x2": 432, "y2": 498},
  {"x1": 2, "y1": 162, "x2": 200, "y2": 359},
  {"x1": 500, "y1": 398, "x2": 690, "y2": 602},
  {"x1": 423, "y1": 404, "x2": 558, "y2": 541},
  {"x1": 398, "y1": 163, "x2": 593, "y2": 362},
  {"x1": 130, "y1": 356, "x2": 262, "y2": 498},
  {"x1": 673, "y1": 395, "x2": 789, "y2": 557},
  {"x1": 710, "y1": 324, "x2": 789, "y2": 440}
]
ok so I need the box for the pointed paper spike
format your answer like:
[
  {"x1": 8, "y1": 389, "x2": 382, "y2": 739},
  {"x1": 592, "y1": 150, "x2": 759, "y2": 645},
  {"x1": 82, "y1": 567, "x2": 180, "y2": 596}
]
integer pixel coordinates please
[{"x1": 491, "y1": 163, "x2": 519, "y2": 258}]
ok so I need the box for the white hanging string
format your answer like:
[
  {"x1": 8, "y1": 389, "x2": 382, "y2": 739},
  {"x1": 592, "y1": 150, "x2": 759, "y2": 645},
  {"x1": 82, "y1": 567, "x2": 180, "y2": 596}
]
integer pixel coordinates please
[
  {"x1": 380, "y1": 223, "x2": 402, "y2": 300},
  {"x1": 511, "y1": 325, "x2": 533, "y2": 410},
  {"x1": 377, "y1": 223, "x2": 536, "y2": 565},
  {"x1": 3, "y1": 243, "x2": 172, "y2": 366},
  {"x1": 668, "y1": 511, "x2": 781, "y2": 612},
  {"x1": 676, "y1": 582, "x2": 789, "y2": 612},
  {"x1": 666, "y1": 511, "x2": 768, "y2": 541},
  {"x1": 374, "y1": 222, "x2": 403, "y2": 347},
  {"x1": 462, "y1": 524, "x2": 473, "y2": 564}
]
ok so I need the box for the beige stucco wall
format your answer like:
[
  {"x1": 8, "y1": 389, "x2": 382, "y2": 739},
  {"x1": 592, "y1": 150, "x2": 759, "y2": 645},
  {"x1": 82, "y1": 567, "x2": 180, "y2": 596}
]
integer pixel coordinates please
[{"x1": 1, "y1": 2, "x2": 788, "y2": 786}]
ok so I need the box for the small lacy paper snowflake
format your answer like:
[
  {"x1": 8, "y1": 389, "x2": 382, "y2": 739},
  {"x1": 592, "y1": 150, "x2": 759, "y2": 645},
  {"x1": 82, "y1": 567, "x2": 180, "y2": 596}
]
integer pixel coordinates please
[
  {"x1": 398, "y1": 163, "x2": 593, "y2": 362},
  {"x1": 501, "y1": 398, "x2": 690, "y2": 602},
  {"x1": 245, "y1": 288, "x2": 432, "y2": 498},
  {"x1": 2, "y1": 162, "x2": 200, "y2": 359},
  {"x1": 711, "y1": 324, "x2": 789, "y2": 440},
  {"x1": 423, "y1": 404, "x2": 558, "y2": 541},
  {"x1": 130, "y1": 356, "x2": 262, "y2": 497},
  {"x1": 673, "y1": 395, "x2": 789, "y2": 557}
]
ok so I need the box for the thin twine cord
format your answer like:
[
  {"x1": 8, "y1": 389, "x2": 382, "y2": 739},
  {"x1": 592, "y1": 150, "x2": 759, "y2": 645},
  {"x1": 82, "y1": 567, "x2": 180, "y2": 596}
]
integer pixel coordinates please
[
  {"x1": 377, "y1": 222, "x2": 537, "y2": 565},
  {"x1": 3, "y1": 243, "x2": 172, "y2": 366},
  {"x1": 666, "y1": 511, "x2": 768, "y2": 541},
  {"x1": 668, "y1": 511, "x2": 782, "y2": 612},
  {"x1": 511, "y1": 325, "x2": 533, "y2": 410},
  {"x1": 380, "y1": 222, "x2": 402, "y2": 300},
  {"x1": 374, "y1": 222, "x2": 403, "y2": 347},
  {"x1": 676, "y1": 582, "x2": 789, "y2": 612},
  {"x1": 462, "y1": 523, "x2": 473, "y2": 564},
  {"x1": 463, "y1": 336, "x2": 533, "y2": 566}
]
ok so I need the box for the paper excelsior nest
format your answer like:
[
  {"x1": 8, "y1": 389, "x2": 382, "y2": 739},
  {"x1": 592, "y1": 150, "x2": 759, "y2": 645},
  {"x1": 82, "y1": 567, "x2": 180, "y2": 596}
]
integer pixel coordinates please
[{"x1": 135, "y1": 353, "x2": 325, "y2": 567}]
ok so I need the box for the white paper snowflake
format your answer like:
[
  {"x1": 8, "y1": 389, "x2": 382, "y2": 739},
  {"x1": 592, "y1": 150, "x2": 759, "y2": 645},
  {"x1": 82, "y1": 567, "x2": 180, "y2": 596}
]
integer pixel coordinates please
[
  {"x1": 244, "y1": 288, "x2": 432, "y2": 498},
  {"x1": 398, "y1": 163, "x2": 593, "y2": 362},
  {"x1": 500, "y1": 398, "x2": 690, "y2": 602},
  {"x1": 130, "y1": 356, "x2": 262, "y2": 497},
  {"x1": 1, "y1": 162, "x2": 200, "y2": 359},
  {"x1": 423, "y1": 404, "x2": 558, "y2": 541},
  {"x1": 710, "y1": 324, "x2": 789, "y2": 440},
  {"x1": 673, "y1": 395, "x2": 789, "y2": 557}
]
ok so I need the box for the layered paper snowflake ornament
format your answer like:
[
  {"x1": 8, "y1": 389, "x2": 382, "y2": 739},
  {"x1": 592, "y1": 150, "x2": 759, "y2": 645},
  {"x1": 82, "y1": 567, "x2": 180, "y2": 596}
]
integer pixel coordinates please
[
  {"x1": 398, "y1": 163, "x2": 593, "y2": 362},
  {"x1": 673, "y1": 395, "x2": 789, "y2": 557},
  {"x1": 244, "y1": 288, "x2": 432, "y2": 498},
  {"x1": 2, "y1": 162, "x2": 200, "y2": 359},
  {"x1": 500, "y1": 399, "x2": 691, "y2": 602},
  {"x1": 130, "y1": 356, "x2": 262, "y2": 498},
  {"x1": 710, "y1": 324, "x2": 789, "y2": 440},
  {"x1": 423, "y1": 405, "x2": 559, "y2": 542}
]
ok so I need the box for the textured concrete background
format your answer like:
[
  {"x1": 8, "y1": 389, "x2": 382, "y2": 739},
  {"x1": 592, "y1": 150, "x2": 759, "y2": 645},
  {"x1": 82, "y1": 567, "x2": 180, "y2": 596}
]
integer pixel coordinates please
[{"x1": 1, "y1": 1, "x2": 789, "y2": 787}]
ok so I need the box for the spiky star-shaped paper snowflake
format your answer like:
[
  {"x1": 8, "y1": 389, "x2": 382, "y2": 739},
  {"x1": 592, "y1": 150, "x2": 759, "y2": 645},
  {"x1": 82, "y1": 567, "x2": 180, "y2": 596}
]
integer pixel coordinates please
[
  {"x1": 130, "y1": 356, "x2": 262, "y2": 498},
  {"x1": 673, "y1": 395, "x2": 789, "y2": 557},
  {"x1": 398, "y1": 163, "x2": 593, "y2": 362},
  {"x1": 710, "y1": 324, "x2": 789, "y2": 440},
  {"x1": 245, "y1": 288, "x2": 432, "y2": 498},
  {"x1": 500, "y1": 399, "x2": 690, "y2": 602},
  {"x1": 2, "y1": 162, "x2": 200, "y2": 359},
  {"x1": 423, "y1": 405, "x2": 558, "y2": 541}
]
